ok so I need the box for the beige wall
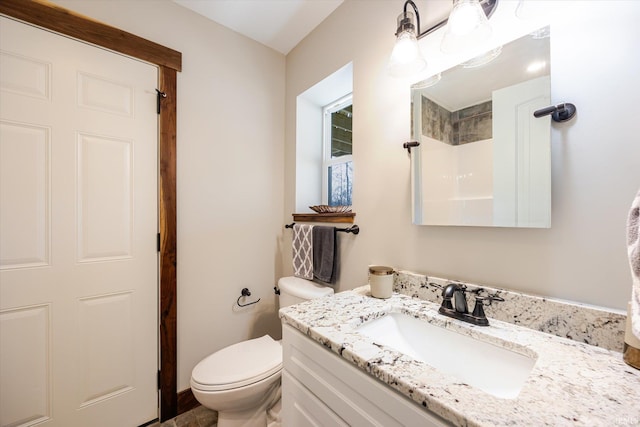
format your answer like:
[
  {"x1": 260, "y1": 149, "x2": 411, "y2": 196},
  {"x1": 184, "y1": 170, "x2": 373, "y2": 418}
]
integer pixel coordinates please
[
  {"x1": 53, "y1": 0, "x2": 286, "y2": 391},
  {"x1": 47, "y1": 0, "x2": 640, "y2": 393},
  {"x1": 284, "y1": 0, "x2": 640, "y2": 309}
]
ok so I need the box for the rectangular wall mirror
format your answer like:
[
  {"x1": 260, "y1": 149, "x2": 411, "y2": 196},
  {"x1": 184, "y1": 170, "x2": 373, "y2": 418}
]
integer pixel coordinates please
[{"x1": 411, "y1": 26, "x2": 551, "y2": 228}]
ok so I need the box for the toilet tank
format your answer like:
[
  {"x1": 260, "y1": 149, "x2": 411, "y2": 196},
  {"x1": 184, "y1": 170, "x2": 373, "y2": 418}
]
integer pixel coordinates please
[{"x1": 278, "y1": 276, "x2": 334, "y2": 308}]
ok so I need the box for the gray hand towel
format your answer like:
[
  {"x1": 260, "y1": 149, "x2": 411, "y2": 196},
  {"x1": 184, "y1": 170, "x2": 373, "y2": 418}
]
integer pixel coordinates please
[{"x1": 313, "y1": 226, "x2": 337, "y2": 284}]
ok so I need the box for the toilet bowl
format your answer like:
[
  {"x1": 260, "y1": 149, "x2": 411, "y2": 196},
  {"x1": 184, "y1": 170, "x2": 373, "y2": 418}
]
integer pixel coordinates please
[
  {"x1": 190, "y1": 335, "x2": 282, "y2": 427},
  {"x1": 190, "y1": 277, "x2": 334, "y2": 427}
]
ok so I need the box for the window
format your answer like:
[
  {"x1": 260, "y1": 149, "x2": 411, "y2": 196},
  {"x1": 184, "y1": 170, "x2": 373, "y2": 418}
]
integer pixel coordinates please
[
  {"x1": 322, "y1": 94, "x2": 353, "y2": 206},
  {"x1": 295, "y1": 62, "x2": 353, "y2": 214}
]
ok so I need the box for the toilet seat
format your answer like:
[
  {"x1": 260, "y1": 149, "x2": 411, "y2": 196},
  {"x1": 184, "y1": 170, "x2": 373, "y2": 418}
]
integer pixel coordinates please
[{"x1": 191, "y1": 335, "x2": 282, "y2": 392}]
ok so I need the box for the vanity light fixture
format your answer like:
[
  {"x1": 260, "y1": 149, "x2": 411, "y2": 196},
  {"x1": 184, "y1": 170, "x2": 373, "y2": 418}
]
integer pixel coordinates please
[
  {"x1": 440, "y1": 0, "x2": 497, "y2": 53},
  {"x1": 388, "y1": 0, "x2": 428, "y2": 78},
  {"x1": 389, "y1": 0, "x2": 498, "y2": 78}
]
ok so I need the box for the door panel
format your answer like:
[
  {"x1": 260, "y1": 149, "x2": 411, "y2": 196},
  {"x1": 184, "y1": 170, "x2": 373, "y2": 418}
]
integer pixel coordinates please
[
  {"x1": 0, "y1": 121, "x2": 50, "y2": 269},
  {"x1": 0, "y1": 16, "x2": 159, "y2": 427},
  {"x1": 0, "y1": 304, "x2": 51, "y2": 426},
  {"x1": 77, "y1": 133, "x2": 133, "y2": 261},
  {"x1": 0, "y1": 50, "x2": 50, "y2": 101},
  {"x1": 77, "y1": 292, "x2": 135, "y2": 407}
]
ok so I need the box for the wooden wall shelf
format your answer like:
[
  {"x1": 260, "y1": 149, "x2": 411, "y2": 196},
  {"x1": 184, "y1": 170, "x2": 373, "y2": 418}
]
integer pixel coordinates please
[{"x1": 292, "y1": 212, "x2": 355, "y2": 223}]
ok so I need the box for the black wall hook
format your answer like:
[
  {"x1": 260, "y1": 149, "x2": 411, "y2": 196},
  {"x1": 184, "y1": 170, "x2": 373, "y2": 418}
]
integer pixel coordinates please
[
  {"x1": 237, "y1": 288, "x2": 260, "y2": 307},
  {"x1": 533, "y1": 102, "x2": 577, "y2": 122},
  {"x1": 403, "y1": 141, "x2": 420, "y2": 153}
]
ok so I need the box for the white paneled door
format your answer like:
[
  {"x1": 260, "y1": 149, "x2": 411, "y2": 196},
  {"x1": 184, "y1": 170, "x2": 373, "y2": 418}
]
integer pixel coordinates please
[{"x1": 0, "y1": 17, "x2": 159, "y2": 427}]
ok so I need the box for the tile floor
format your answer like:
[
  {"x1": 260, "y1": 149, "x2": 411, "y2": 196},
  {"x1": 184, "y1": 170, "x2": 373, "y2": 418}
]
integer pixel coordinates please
[{"x1": 148, "y1": 406, "x2": 217, "y2": 427}]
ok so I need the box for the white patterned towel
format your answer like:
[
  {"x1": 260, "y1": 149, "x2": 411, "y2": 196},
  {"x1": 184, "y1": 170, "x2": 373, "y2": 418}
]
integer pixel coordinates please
[
  {"x1": 628, "y1": 189, "x2": 640, "y2": 339},
  {"x1": 292, "y1": 224, "x2": 314, "y2": 280}
]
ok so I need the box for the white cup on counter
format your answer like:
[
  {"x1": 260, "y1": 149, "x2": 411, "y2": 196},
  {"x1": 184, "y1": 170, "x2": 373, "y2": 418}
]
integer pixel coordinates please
[{"x1": 369, "y1": 266, "x2": 394, "y2": 299}]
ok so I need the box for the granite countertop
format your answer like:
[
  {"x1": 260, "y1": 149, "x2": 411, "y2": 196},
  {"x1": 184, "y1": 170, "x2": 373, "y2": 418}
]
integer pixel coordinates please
[{"x1": 279, "y1": 288, "x2": 640, "y2": 427}]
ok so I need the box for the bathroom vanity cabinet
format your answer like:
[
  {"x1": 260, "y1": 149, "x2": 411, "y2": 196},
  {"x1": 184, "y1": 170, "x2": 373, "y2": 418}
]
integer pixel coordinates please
[
  {"x1": 281, "y1": 324, "x2": 450, "y2": 427},
  {"x1": 280, "y1": 289, "x2": 640, "y2": 426}
]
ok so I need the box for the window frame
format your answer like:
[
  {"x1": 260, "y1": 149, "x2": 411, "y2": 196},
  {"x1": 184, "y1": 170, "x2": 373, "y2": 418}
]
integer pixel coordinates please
[{"x1": 322, "y1": 93, "x2": 353, "y2": 205}]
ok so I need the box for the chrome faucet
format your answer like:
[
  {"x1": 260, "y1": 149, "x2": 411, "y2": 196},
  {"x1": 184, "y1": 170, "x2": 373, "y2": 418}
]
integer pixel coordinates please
[{"x1": 438, "y1": 283, "x2": 504, "y2": 326}]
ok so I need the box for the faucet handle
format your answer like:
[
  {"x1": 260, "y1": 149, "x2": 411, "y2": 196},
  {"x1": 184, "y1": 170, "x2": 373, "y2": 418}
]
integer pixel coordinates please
[
  {"x1": 471, "y1": 291, "x2": 504, "y2": 324},
  {"x1": 471, "y1": 298, "x2": 487, "y2": 320},
  {"x1": 485, "y1": 293, "x2": 505, "y2": 305},
  {"x1": 471, "y1": 288, "x2": 504, "y2": 304},
  {"x1": 427, "y1": 282, "x2": 443, "y2": 290}
]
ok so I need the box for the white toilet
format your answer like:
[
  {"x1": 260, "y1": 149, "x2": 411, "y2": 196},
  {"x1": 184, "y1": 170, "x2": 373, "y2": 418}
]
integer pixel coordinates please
[{"x1": 190, "y1": 277, "x2": 334, "y2": 427}]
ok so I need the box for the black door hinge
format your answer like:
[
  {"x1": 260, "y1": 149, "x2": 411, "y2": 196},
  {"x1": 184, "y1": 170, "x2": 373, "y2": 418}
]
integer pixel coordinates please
[
  {"x1": 156, "y1": 89, "x2": 166, "y2": 114},
  {"x1": 157, "y1": 233, "x2": 161, "y2": 252}
]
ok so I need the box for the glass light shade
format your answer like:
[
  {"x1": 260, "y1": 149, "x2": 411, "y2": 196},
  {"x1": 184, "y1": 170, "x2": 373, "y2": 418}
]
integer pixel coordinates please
[
  {"x1": 461, "y1": 46, "x2": 502, "y2": 68},
  {"x1": 388, "y1": 30, "x2": 427, "y2": 78},
  {"x1": 411, "y1": 73, "x2": 441, "y2": 90},
  {"x1": 440, "y1": 0, "x2": 492, "y2": 53}
]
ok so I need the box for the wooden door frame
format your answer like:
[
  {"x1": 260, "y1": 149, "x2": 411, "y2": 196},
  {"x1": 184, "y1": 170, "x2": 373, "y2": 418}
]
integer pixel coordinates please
[{"x1": 0, "y1": 0, "x2": 181, "y2": 421}]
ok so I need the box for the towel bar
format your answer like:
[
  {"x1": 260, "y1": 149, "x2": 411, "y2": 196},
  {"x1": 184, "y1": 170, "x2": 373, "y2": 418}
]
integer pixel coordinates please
[{"x1": 285, "y1": 223, "x2": 360, "y2": 234}]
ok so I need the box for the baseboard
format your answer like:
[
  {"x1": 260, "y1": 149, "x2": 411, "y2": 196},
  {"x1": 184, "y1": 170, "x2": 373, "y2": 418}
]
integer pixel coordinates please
[{"x1": 177, "y1": 388, "x2": 199, "y2": 415}]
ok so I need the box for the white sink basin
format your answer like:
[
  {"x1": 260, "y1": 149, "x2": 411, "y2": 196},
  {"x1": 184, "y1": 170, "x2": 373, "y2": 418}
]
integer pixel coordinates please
[{"x1": 356, "y1": 312, "x2": 536, "y2": 399}]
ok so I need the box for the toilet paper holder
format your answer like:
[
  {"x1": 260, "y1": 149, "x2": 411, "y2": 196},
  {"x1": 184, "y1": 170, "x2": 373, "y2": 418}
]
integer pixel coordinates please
[{"x1": 237, "y1": 288, "x2": 261, "y2": 307}]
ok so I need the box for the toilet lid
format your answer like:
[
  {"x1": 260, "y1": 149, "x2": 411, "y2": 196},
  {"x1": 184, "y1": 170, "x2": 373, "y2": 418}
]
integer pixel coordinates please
[{"x1": 191, "y1": 335, "x2": 282, "y2": 391}]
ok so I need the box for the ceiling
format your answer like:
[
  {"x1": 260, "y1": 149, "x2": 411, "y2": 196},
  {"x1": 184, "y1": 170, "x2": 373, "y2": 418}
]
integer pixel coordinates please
[{"x1": 173, "y1": 0, "x2": 344, "y2": 55}]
